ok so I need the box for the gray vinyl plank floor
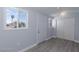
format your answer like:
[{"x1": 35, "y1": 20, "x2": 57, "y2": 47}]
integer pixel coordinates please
[{"x1": 26, "y1": 38, "x2": 79, "y2": 52}]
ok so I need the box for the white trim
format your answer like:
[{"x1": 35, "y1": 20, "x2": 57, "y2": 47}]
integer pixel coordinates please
[
  {"x1": 19, "y1": 36, "x2": 57, "y2": 52},
  {"x1": 56, "y1": 37, "x2": 79, "y2": 43},
  {"x1": 71, "y1": 39, "x2": 79, "y2": 43},
  {"x1": 18, "y1": 43, "x2": 38, "y2": 52},
  {"x1": 19, "y1": 37, "x2": 79, "y2": 52},
  {"x1": 65, "y1": 39, "x2": 79, "y2": 43},
  {"x1": 19, "y1": 35, "x2": 55, "y2": 52},
  {"x1": 52, "y1": 35, "x2": 57, "y2": 38},
  {"x1": 46, "y1": 35, "x2": 56, "y2": 40}
]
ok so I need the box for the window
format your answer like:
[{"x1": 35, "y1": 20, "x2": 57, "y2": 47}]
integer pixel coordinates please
[
  {"x1": 5, "y1": 8, "x2": 28, "y2": 30},
  {"x1": 48, "y1": 18, "x2": 52, "y2": 28},
  {"x1": 52, "y1": 19, "x2": 56, "y2": 28},
  {"x1": 48, "y1": 18, "x2": 51, "y2": 27},
  {"x1": 48, "y1": 17, "x2": 56, "y2": 28}
]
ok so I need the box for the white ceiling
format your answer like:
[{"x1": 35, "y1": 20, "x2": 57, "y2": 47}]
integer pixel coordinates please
[{"x1": 23, "y1": 7, "x2": 79, "y2": 17}]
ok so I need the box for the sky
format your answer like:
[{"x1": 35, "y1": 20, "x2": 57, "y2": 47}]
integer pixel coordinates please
[
  {"x1": 6, "y1": 8, "x2": 27, "y2": 24},
  {"x1": 19, "y1": 10, "x2": 27, "y2": 23}
]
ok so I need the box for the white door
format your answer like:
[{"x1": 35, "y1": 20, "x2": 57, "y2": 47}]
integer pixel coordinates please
[{"x1": 36, "y1": 14, "x2": 48, "y2": 43}]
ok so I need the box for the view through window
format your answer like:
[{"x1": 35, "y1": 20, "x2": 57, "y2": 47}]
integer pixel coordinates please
[{"x1": 5, "y1": 8, "x2": 28, "y2": 30}]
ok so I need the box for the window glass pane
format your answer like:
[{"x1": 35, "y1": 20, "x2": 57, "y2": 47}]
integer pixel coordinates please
[
  {"x1": 52, "y1": 19, "x2": 56, "y2": 28},
  {"x1": 18, "y1": 10, "x2": 28, "y2": 28},
  {"x1": 6, "y1": 8, "x2": 18, "y2": 29}
]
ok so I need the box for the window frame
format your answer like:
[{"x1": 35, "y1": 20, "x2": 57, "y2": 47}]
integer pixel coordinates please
[{"x1": 4, "y1": 7, "x2": 28, "y2": 30}]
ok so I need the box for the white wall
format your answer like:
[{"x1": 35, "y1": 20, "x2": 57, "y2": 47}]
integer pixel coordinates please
[
  {"x1": 57, "y1": 16, "x2": 74, "y2": 41},
  {"x1": 74, "y1": 14, "x2": 79, "y2": 42},
  {"x1": 0, "y1": 7, "x2": 48, "y2": 52},
  {"x1": 63, "y1": 17, "x2": 74, "y2": 40}
]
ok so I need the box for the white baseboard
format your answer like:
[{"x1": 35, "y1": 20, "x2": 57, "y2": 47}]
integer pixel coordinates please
[
  {"x1": 72, "y1": 40, "x2": 79, "y2": 43},
  {"x1": 52, "y1": 35, "x2": 57, "y2": 38},
  {"x1": 19, "y1": 36, "x2": 56, "y2": 52},
  {"x1": 18, "y1": 43, "x2": 38, "y2": 52},
  {"x1": 56, "y1": 37, "x2": 79, "y2": 43},
  {"x1": 66, "y1": 39, "x2": 79, "y2": 43},
  {"x1": 47, "y1": 35, "x2": 56, "y2": 40},
  {"x1": 19, "y1": 37, "x2": 79, "y2": 52}
]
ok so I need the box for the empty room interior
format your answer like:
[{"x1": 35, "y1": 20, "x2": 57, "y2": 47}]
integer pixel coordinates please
[{"x1": 0, "y1": 7, "x2": 79, "y2": 52}]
